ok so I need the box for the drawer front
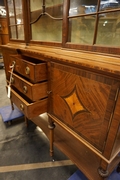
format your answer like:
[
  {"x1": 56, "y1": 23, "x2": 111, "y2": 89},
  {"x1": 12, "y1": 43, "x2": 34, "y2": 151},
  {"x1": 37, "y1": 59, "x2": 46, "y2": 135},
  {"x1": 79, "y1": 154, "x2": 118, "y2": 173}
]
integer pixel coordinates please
[
  {"x1": 10, "y1": 55, "x2": 47, "y2": 83},
  {"x1": 8, "y1": 73, "x2": 48, "y2": 101},
  {"x1": 10, "y1": 89, "x2": 48, "y2": 119}
]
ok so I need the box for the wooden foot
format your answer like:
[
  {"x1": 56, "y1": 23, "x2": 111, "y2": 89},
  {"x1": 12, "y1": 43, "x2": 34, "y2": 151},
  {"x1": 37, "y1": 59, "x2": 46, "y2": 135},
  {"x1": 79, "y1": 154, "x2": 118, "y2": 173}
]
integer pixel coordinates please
[{"x1": 98, "y1": 167, "x2": 109, "y2": 178}]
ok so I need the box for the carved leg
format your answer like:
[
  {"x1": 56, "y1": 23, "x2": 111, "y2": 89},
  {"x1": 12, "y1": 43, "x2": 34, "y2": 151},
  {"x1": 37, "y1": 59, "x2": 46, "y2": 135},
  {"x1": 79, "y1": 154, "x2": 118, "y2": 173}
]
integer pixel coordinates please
[
  {"x1": 48, "y1": 117, "x2": 55, "y2": 160},
  {"x1": 116, "y1": 162, "x2": 120, "y2": 173},
  {"x1": 10, "y1": 99, "x2": 14, "y2": 110},
  {"x1": 24, "y1": 116, "x2": 28, "y2": 127}
]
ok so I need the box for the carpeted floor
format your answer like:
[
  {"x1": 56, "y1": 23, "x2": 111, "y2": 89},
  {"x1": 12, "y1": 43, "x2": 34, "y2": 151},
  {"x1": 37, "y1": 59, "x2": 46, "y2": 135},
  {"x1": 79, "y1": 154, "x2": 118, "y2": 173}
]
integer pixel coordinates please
[
  {"x1": 0, "y1": 118, "x2": 77, "y2": 180},
  {"x1": 68, "y1": 168, "x2": 120, "y2": 180}
]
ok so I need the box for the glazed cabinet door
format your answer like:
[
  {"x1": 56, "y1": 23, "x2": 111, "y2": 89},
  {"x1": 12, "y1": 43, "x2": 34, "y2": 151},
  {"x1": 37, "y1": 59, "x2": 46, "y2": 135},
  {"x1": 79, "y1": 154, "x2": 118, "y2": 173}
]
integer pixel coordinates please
[{"x1": 49, "y1": 62, "x2": 120, "y2": 154}]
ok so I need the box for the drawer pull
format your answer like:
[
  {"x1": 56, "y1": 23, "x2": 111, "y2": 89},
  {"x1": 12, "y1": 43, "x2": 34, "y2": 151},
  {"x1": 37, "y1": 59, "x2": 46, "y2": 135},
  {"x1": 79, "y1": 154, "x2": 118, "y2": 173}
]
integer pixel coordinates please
[
  {"x1": 25, "y1": 66, "x2": 30, "y2": 75},
  {"x1": 23, "y1": 86, "x2": 27, "y2": 93},
  {"x1": 11, "y1": 77, "x2": 14, "y2": 84},
  {"x1": 20, "y1": 104, "x2": 24, "y2": 111}
]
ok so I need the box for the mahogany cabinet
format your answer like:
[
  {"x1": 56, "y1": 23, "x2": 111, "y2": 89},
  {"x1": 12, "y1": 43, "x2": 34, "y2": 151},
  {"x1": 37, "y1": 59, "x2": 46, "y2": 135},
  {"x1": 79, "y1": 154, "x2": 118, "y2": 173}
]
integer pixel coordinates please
[{"x1": 1, "y1": 0, "x2": 120, "y2": 180}]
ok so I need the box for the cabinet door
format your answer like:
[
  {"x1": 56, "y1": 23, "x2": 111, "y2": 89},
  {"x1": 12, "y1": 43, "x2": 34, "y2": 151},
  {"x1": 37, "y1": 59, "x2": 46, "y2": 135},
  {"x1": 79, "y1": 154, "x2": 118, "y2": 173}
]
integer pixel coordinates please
[{"x1": 50, "y1": 62, "x2": 119, "y2": 152}]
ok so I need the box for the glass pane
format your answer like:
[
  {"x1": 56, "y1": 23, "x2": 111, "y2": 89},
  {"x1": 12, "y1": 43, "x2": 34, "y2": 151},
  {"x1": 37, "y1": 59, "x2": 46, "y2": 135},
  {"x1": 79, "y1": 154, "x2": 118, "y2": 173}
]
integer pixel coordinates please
[
  {"x1": 10, "y1": 26, "x2": 17, "y2": 39},
  {"x1": 46, "y1": 0, "x2": 63, "y2": 18},
  {"x1": 17, "y1": 25, "x2": 24, "y2": 40},
  {"x1": 7, "y1": 0, "x2": 24, "y2": 40},
  {"x1": 31, "y1": 16, "x2": 62, "y2": 42},
  {"x1": 96, "y1": 12, "x2": 120, "y2": 46},
  {"x1": 7, "y1": 0, "x2": 15, "y2": 25},
  {"x1": 46, "y1": 0, "x2": 63, "y2": 7},
  {"x1": 30, "y1": 0, "x2": 42, "y2": 12},
  {"x1": 69, "y1": 0, "x2": 98, "y2": 16},
  {"x1": 30, "y1": 0, "x2": 63, "y2": 12},
  {"x1": 68, "y1": 16, "x2": 96, "y2": 44},
  {"x1": 10, "y1": 17, "x2": 15, "y2": 25},
  {"x1": 15, "y1": 0, "x2": 23, "y2": 24},
  {"x1": 30, "y1": 0, "x2": 63, "y2": 42},
  {"x1": 100, "y1": 0, "x2": 120, "y2": 11},
  {"x1": 30, "y1": 0, "x2": 63, "y2": 23}
]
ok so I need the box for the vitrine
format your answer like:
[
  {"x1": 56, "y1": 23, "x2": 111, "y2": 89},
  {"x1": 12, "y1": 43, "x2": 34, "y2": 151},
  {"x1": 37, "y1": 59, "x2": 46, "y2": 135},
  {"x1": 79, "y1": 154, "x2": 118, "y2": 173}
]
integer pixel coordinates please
[{"x1": 1, "y1": 0, "x2": 120, "y2": 180}]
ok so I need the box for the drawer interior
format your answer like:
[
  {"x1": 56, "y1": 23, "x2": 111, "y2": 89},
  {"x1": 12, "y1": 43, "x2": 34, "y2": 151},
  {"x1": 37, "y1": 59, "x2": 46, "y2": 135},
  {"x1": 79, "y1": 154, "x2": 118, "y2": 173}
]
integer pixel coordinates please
[
  {"x1": 9, "y1": 54, "x2": 48, "y2": 83},
  {"x1": 11, "y1": 54, "x2": 45, "y2": 65}
]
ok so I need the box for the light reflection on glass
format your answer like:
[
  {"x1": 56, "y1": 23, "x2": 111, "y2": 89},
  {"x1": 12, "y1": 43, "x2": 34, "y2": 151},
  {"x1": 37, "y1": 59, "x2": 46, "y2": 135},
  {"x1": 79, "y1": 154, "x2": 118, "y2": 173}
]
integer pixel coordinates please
[
  {"x1": 69, "y1": 0, "x2": 97, "y2": 16},
  {"x1": 100, "y1": 0, "x2": 120, "y2": 11}
]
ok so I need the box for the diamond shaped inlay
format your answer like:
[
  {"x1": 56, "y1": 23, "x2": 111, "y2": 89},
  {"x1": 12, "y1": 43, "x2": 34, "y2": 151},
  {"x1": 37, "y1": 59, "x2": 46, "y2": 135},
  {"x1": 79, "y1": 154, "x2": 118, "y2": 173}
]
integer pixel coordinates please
[{"x1": 64, "y1": 88, "x2": 86, "y2": 117}]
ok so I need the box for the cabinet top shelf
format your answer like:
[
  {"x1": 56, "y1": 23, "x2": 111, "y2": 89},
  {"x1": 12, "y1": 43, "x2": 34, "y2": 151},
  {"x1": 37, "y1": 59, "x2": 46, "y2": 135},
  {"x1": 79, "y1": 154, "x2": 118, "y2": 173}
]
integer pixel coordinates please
[
  {"x1": 3, "y1": 43, "x2": 120, "y2": 78},
  {"x1": 23, "y1": 45, "x2": 120, "y2": 69}
]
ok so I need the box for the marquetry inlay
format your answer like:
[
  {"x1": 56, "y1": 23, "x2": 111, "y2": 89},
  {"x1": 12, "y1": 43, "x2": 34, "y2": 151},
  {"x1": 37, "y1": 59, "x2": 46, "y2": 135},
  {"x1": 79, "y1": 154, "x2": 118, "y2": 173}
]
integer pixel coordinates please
[{"x1": 63, "y1": 87, "x2": 87, "y2": 118}]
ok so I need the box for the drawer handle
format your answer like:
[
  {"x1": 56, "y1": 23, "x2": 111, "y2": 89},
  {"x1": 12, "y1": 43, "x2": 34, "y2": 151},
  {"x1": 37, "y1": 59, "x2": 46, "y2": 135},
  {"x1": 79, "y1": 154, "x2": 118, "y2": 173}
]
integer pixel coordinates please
[
  {"x1": 20, "y1": 104, "x2": 24, "y2": 111},
  {"x1": 23, "y1": 86, "x2": 27, "y2": 93},
  {"x1": 25, "y1": 66, "x2": 30, "y2": 75},
  {"x1": 11, "y1": 77, "x2": 14, "y2": 84}
]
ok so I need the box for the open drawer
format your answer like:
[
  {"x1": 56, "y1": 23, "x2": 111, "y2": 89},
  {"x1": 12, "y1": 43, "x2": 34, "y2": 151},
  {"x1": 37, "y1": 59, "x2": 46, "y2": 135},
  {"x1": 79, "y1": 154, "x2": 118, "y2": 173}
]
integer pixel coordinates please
[
  {"x1": 9, "y1": 88, "x2": 48, "y2": 119},
  {"x1": 8, "y1": 72, "x2": 48, "y2": 101},
  {"x1": 9, "y1": 55, "x2": 47, "y2": 83}
]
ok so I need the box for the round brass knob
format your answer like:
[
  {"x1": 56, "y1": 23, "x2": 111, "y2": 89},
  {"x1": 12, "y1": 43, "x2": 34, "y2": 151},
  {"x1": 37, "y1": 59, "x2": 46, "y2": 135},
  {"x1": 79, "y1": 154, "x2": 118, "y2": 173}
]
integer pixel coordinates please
[
  {"x1": 23, "y1": 86, "x2": 27, "y2": 93},
  {"x1": 11, "y1": 77, "x2": 14, "y2": 84},
  {"x1": 20, "y1": 104, "x2": 24, "y2": 111},
  {"x1": 25, "y1": 66, "x2": 30, "y2": 75}
]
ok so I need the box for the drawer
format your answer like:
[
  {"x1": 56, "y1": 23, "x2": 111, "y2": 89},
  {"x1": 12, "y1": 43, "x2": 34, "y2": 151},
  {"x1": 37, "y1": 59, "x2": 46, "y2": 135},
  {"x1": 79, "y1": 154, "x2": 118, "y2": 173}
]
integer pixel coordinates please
[
  {"x1": 9, "y1": 88, "x2": 48, "y2": 119},
  {"x1": 8, "y1": 72, "x2": 48, "y2": 101},
  {"x1": 9, "y1": 55, "x2": 47, "y2": 83}
]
